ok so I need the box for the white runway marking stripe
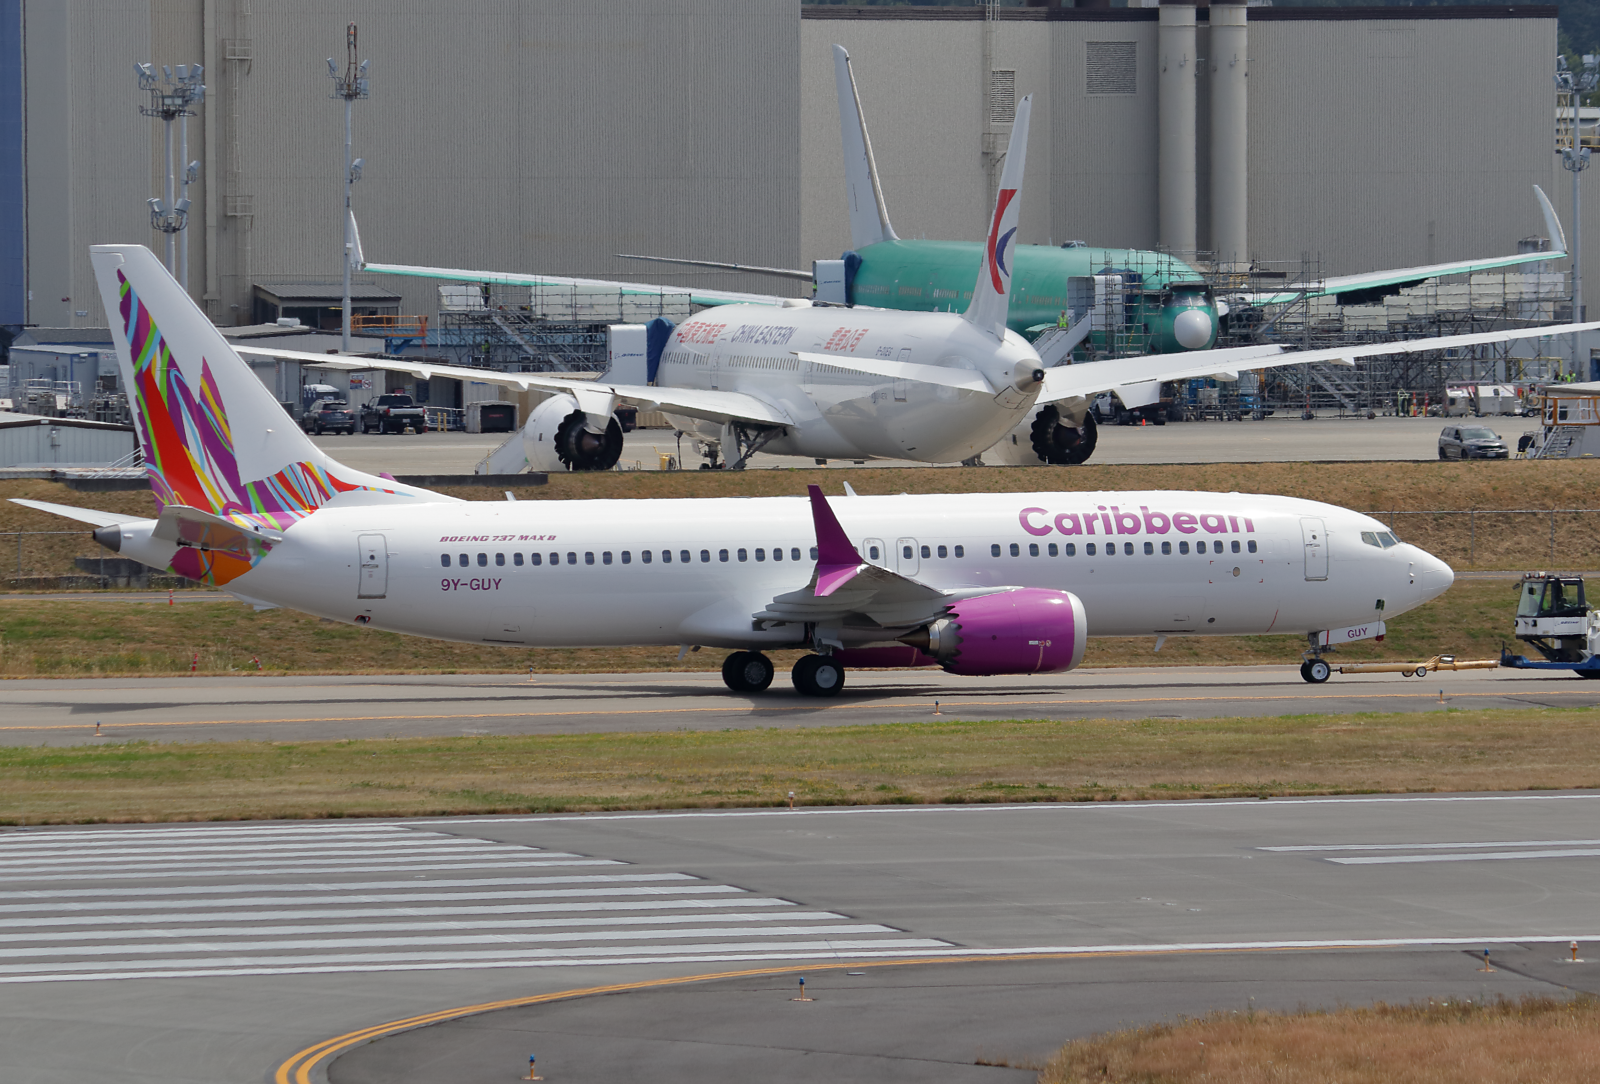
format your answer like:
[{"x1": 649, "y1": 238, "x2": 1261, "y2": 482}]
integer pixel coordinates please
[
  {"x1": 0, "y1": 839, "x2": 526, "y2": 860},
  {"x1": 0, "y1": 887, "x2": 752, "y2": 918},
  {"x1": 13, "y1": 859, "x2": 622, "y2": 882},
  {"x1": 0, "y1": 825, "x2": 414, "y2": 844},
  {"x1": 4, "y1": 897, "x2": 786, "y2": 928},
  {"x1": 0, "y1": 845, "x2": 565, "y2": 870},
  {"x1": 0, "y1": 874, "x2": 696, "y2": 902},
  {"x1": 1263, "y1": 839, "x2": 1600, "y2": 852},
  {"x1": 1329, "y1": 848, "x2": 1600, "y2": 865},
  {"x1": 0, "y1": 938, "x2": 950, "y2": 980},
  {"x1": 0, "y1": 911, "x2": 849, "y2": 944},
  {"x1": 0, "y1": 924, "x2": 900, "y2": 961}
]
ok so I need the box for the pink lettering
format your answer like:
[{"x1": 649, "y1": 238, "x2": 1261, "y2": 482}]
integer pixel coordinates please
[
  {"x1": 1228, "y1": 515, "x2": 1239, "y2": 532},
  {"x1": 1020, "y1": 508, "x2": 1052, "y2": 536},
  {"x1": 1201, "y1": 513, "x2": 1227, "y2": 534},
  {"x1": 1173, "y1": 512, "x2": 1198, "y2": 534},
  {"x1": 1100, "y1": 512, "x2": 1113, "y2": 534},
  {"x1": 1112, "y1": 506, "x2": 1141, "y2": 535},
  {"x1": 1243, "y1": 517, "x2": 1255, "y2": 533},
  {"x1": 1054, "y1": 512, "x2": 1083, "y2": 536},
  {"x1": 1141, "y1": 506, "x2": 1171, "y2": 534}
]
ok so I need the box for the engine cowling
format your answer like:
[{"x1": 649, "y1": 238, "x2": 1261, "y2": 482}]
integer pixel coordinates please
[
  {"x1": 520, "y1": 394, "x2": 623, "y2": 472},
  {"x1": 899, "y1": 588, "x2": 1087, "y2": 676},
  {"x1": 1029, "y1": 405, "x2": 1097, "y2": 464}
]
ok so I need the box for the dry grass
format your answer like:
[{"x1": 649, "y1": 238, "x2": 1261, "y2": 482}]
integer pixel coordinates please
[
  {"x1": 4, "y1": 706, "x2": 1599, "y2": 824},
  {"x1": 5, "y1": 459, "x2": 1600, "y2": 580},
  {"x1": 0, "y1": 578, "x2": 1520, "y2": 677},
  {"x1": 1039, "y1": 995, "x2": 1600, "y2": 1084}
]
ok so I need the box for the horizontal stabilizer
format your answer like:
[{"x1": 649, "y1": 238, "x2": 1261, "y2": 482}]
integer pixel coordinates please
[
  {"x1": 154, "y1": 504, "x2": 284, "y2": 560},
  {"x1": 8, "y1": 498, "x2": 148, "y2": 528}
]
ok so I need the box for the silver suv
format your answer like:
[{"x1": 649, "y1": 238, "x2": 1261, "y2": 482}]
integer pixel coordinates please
[{"x1": 1438, "y1": 424, "x2": 1508, "y2": 460}]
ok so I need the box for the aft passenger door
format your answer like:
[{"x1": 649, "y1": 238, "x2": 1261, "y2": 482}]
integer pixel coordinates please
[
  {"x1": 357, "y1": 534, "x2": 388, "y2": 598},
  {"x1": 1300, "y1": 518, "x2": 1327, "y2": 581}
]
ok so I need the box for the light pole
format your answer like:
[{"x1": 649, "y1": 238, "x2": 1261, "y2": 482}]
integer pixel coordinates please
[
  {"x1": 328, "y1": 23, "x2": 369, "y2": 353},
  {"x1": 136, "y1": 62, "x2": 204, "y2": 284},
  {"x1": 1557, "y1": 54, "x2": 1598, "y2": 380}
]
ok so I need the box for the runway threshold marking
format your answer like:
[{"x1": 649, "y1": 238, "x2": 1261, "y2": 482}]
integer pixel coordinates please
[
  {"x1": 7, "y1": 687, "x2": 1597, "y2": 735},
  {"x1": 271, "y1": 937, "x2": 1591, "y2": 1084}
]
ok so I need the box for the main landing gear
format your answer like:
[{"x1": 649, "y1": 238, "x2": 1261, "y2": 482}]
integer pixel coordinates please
[
  {"x1": 1299, "y1": 657, "x2": 1332, "y2": 684},
  {"x1": 718, "y1": 651, "x2": 846, "y2": 697},
  {"x1": 721, "y1": 651, "x2": 775, "y2": 693}
]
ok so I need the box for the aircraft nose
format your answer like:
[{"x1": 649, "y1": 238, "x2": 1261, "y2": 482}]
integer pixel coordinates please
[
  {"x1": 1416, "y1": 555, "x2": 1454, "y2": 602},
  {"x1": 1173, "y1": 308, "x2": 1213, "y2": 350}
]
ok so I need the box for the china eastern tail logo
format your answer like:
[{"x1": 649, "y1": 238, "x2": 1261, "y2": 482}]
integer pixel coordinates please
[{"x1": 986, "y1": 188, "x2": 1018, "y2": 293}]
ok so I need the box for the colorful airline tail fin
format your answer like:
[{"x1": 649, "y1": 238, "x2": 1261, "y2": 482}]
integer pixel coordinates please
[
  {"x1": 88, "y1": 244, "x2": 444, "y2": 531},
  {"x1": 833, "y1": 45, "x2": 898, "y2": 250},
  {"x1": 961, "y1": 93, "x2": 1032, "y2": 342}
]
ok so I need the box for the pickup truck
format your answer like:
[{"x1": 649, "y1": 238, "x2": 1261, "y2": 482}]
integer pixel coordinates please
[{"x1": 361, "y1": 394, "x2": 429, "y2": 434}]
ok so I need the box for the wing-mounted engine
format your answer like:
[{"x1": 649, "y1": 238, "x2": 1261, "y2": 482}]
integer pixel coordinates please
[
  {"x1": 898, "y1": 588, "x2": 1087, "y2": 675},
  {"x1": 984, "y1": 403, "x2": 1097, "y2": 466},
  {"x1": 521, "y1": 394, "x2": 623, "y2": 472}
]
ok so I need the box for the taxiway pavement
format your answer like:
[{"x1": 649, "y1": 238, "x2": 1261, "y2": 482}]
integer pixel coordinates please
[
  {"x1": 5, "y1": 663, "x2": 1596, "y2": 746},
  {"x1": 1, "y1": 794, "x2": 1597, "y2": 1083},
  {"x1": 308, "y1": 413, "x2": 1468, "y2": 475}
]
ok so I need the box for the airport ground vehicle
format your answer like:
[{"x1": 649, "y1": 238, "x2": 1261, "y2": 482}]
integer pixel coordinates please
[
  {"x1": 301, "y1": 399, "x2": 356, "y2": 436},
  {"x1": 1437, "y1": 424, "x2": 1508, "y2": 459},
  {"x1": 1501, "y1": 572, "x2": 1600, "y2": 677},
  {"x1": 361, "y1": 394, "x2": 428, "y2": 434}
]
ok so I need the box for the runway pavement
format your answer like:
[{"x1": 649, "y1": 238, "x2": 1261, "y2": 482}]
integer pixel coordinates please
[
  {"x1": 5, "y1": 663, "x2": 1597, "y2": 746},
  {"x1": 2, "y1": 794, "x2": 1598, "y2": 1083}
]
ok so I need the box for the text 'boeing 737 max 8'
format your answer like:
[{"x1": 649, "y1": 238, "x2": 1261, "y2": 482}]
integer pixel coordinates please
[{"x1": 15, "y1": 243, "x2": 1460, "y2": 694}]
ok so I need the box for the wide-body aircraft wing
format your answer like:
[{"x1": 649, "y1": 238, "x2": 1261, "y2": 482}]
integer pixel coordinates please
[
  {"x1": 1235, "y1": 185, "x2": 1565, "y2": 307},
  {"x1": 231, "y1": 344, "x2": 793, "y2": 429},
  {"x1": 361, "y1": 260, "x2": 798, "y2": 311}
]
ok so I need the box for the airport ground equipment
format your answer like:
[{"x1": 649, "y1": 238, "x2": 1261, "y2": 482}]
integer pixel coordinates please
[
  {"x1": 1336, "y1": 654, "x2": 1499, "y2": 678},
  {"x1": 1499, "y1": 571, "x2": 1600, "y2": 677}
]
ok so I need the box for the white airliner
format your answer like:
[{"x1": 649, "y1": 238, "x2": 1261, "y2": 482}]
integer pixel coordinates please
[{"x1": 16, "y1": 243, "x2": 1455, "y2": 694}]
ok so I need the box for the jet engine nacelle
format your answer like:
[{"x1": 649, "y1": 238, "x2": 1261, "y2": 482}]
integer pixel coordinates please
[
  {"x1": 520, "y1": 394, "x2": 624, "y2": 472},
  {"x1": 899, "y1": 588, "x2": 1087, "y2": 676},
  {"x1": 984, "y1": 404, "x2": 1098, "y2": 466}
]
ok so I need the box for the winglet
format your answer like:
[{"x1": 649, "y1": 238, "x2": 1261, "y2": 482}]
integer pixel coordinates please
[
  {"x1": 1534, "y1": 184, "x2": 1567, "y2": 255},
  {"x1": 962, "y1": 93, "x2": 1032, "y2": 342},
  {"x1": 833, "y1": 45, "x2": 898, "y2": 249},
  {"x1": 807, "y1": 483, "x2": 865, "y2": 597}
]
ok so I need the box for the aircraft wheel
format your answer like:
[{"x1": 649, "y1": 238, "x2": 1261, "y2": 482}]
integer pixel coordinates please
[
  {"x1": 1412, "y1": 666, "x2": 1427, "y2": 678},
  {"x1": 721, "y1": 651, "x2": 774, "y2": 693},
  {"x1": 1299, "y1": 660, "x2": 1312, "y2": 681},
  {"x1": 792, "y1": 654, "x2": 846, "y2": 698},
  {"x1": 1305, "y1": 659, "x2": 1331, "y2": 684}
]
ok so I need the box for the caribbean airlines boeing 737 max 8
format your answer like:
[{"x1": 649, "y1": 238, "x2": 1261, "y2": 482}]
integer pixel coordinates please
[{"x1": 14, "y1": 243, "x2": 1454, "y2": 694}]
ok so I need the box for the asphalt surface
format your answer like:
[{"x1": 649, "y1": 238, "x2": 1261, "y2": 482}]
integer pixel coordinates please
[
  {"x1": 308, "y1": 413, "x2": 1488, "y2": 474},
  {"x1": 3, "y1": 794, "x2": 1599, "y2": 1083},
  {"x1": 6, "y1": 663, "x2": 1598, "y2": 746}
]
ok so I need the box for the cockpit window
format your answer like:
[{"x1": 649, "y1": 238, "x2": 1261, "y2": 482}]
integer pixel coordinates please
[
  {"x1": 1361, "y1": 531, "x2": 1381, "y2": 548},
  {"x1": 1376, "y1": 532, "x2": 1400, "y2": 548}
]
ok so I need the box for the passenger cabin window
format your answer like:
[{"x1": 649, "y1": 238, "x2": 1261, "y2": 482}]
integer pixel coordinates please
[
  {"x1": 1161, "y1": 541, "x2": 1171, "y2": 554},
  {"x1": 869, "y1": 546, "x2": 880, "y2": 560},
  {"x1": 738, "y1": 548, "x2": 748, "y2": 562},
  {"x1": 680, "y1": 550, "x2": 690, "y2": 564},
  {"x1": 1086, "y1": 543, "x2": 1097, "y2": 556},
  {"x1": 756, "y1": 548, "x2": 766, "y2": 562},
  {"x1": 458, "y1": 554, "x2": 468, "y2": 567},
  {"x1": 991, "y1": 544, "x2": 1001, "y2": 557},
  {"x1": 495, "y1": 553, "x2": 505, "y2": 566},
  {"x1": 700, "y1": 550, "x2": 711, "y2": 563},
  {"x1": 514, "y1": 553, "x2": 524, "y2": 566},
  {"x1": 903, "y1": 545, "x2": 913, "y2": 560},
  {"x1": 1247, "y1": 540, "x2": 1257, "y2": 553},
  {"x1": 773, "y1": 547, "x2": 783, "y2": 562},
  {"x1": 1047, "y1": 543, "x2": 1057, "y2": 557},
  {"x1": 662, "y1": 550, "x2": 672, "y2": 564},
  {"x1": 810, "y1": 547, "x2": 818, "y2": 560},
  {"x1": 953, "y1": 545, "x2": 964, "y2": 558},
  {"x1": 642, "y1": 550, "x2": 652, "y2": 564},
  {"x1": 439, "y1": 554, "x2": 450, "y2": 567},
  {"x1": 1028, "y1": 543, "x2": 1039, "y2": 557},
  {"x1": 603, "y1": 552, "x2": 612, "y2": 565},
  {"x1": 792, "y1": 548, "x2": 803, "y2": 561},
  {"x1": 1144, "y1": 542, "x2": 1153, "y2": 555},
  {"x1": 1231, "y1": 540, "x2": 1240, "y2": 554},
  {"x1": 719, "y1": 549, "x2": 729, "y2": 562},
  {"x1": 477, "y1": 553, "x2": 487, "y2": 567},
  {"x1": 549, "y1": 552, "x2": 558, "y2": 565},
  {"x1": 1064, "y1": 543, "x2": 1075, "y2": 556},
  {"x1": 937, "y1": 545, "x2": 948, "y2": 559}
]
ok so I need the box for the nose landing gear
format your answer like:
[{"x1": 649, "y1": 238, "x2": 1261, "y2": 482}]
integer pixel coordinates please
[
  {"x1": 1299, "y1": 657, "x2": 1331, "y2": 684},
  {"x1": 720, "y1": 651, "x2": 775, "y2": 693}
]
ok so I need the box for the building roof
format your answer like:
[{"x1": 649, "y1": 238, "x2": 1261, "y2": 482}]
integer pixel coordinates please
[
  {"x1": 254, "y1": 283, "x2": 402, "y2": 304},
  {"x1": 0, "y1": 411, "x2": 135, "y2": 433},
  {"x1": 12, "y1": 327, "x2": 114, "y2": 347}
]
